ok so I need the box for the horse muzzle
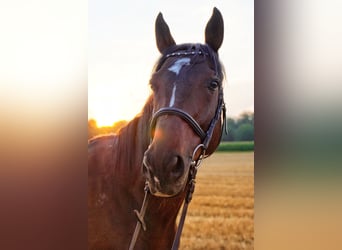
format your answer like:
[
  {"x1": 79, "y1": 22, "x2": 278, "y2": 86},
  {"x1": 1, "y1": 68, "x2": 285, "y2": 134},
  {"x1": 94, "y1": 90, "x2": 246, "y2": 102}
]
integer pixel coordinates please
[{"x1": 142, "y1": 151, "x2": 190, "y2": 197}]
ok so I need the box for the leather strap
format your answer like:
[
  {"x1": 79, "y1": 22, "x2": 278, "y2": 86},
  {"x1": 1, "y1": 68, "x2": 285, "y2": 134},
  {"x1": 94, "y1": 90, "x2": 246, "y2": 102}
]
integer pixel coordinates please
[{"x1": 150, "y1": 107, "x2": 207, "y2": 140}]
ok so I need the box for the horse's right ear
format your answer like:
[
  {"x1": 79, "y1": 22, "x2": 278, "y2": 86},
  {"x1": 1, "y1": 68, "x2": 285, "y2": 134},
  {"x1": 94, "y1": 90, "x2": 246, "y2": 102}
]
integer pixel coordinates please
[{"x1": 155, "y1": 13, "x2": 176, "y2": 53}]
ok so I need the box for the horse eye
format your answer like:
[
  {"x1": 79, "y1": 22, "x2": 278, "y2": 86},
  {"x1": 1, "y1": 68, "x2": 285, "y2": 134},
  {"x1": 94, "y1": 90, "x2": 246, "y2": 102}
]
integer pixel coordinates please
[{"x1": 209, "y1": 80, "x2": 219, "y2": 90}]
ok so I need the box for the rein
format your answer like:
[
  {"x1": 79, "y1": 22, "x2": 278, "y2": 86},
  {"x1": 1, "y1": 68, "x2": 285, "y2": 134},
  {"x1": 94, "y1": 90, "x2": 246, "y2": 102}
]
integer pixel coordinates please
[
  {"x1": 129, "y1": 183, "x2": 150, "y2": 250},
  {"x1": 129, "y1": 45, "x2": 226, "y2": 250},
  {"x1": 171, "y1": 144, "x2": 205, "y2": 250}
]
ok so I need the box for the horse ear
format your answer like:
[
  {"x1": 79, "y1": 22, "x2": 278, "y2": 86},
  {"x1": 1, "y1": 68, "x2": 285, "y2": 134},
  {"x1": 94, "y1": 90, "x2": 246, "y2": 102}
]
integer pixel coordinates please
[
  {"x1": 205, "y1": 7, "x2": 224, "y2": 52},
  {"x1": 155, "y1": 12, "x2": 176, "y2": 53}
]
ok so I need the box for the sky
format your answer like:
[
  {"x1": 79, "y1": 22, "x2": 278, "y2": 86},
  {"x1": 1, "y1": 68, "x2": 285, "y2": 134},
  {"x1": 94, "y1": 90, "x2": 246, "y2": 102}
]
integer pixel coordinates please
[{"x1": 88, "y1": 0, "x2": 254, "y2": 126}]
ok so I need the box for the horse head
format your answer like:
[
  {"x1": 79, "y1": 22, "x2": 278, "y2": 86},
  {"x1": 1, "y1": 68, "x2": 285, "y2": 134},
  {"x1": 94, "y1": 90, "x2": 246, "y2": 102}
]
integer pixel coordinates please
[{"x1": 143, "y1": 8, "x2": 225, "y2": 197}]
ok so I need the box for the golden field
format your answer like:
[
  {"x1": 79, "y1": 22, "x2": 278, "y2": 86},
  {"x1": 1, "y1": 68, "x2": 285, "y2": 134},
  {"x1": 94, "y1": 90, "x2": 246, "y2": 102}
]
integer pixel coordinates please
[{"x1": 180, "y1": 152, "x2": 254, "y2": 250}]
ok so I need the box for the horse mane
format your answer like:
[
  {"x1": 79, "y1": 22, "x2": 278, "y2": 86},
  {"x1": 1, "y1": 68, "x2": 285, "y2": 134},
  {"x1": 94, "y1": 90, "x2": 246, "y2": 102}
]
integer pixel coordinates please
[
  {"x1": 112, "y1": 95, "x2": 153, "y2": 173},
  {"x1": 88, "y1": 95, "x2": 153, "y2": 178}
]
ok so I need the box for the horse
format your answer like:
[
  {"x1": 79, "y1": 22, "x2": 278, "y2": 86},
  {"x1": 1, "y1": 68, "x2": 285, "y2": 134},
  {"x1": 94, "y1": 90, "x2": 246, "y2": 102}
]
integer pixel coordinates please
[{"x1": 88, "y1": 7, "x2": 226, "y2": 249}]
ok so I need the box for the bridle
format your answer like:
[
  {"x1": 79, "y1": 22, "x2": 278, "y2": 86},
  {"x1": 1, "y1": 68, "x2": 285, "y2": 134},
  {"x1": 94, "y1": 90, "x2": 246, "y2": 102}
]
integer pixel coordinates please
[
  {"x1": 151, "y1": 45, "x2": 226, "y2": 157},
  {"x1": 129, "y1": 45, "x2": 226, "y2": 250}
]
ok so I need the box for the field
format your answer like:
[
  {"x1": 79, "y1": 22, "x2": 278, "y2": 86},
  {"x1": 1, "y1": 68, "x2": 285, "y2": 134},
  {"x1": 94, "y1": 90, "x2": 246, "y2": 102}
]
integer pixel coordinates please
[{"x1": 179, "y1": 152, "x2": 254, "y2": 250}]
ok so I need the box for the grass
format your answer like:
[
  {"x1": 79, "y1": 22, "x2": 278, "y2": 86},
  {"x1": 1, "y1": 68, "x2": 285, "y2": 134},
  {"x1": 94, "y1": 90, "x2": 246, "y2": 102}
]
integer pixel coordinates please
[
  {"x1": 179, "y1": 152, "x2": 254, "y2": 250},
  {"x1": 217, "y1": 141, "x2": 254, "y2": 152}
]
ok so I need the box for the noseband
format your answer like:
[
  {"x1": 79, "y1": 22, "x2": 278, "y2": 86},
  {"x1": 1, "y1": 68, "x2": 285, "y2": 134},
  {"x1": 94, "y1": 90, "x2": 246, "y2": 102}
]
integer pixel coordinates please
[{"x1": 150, "y1": 98, "x2": 225, "y2": 160}]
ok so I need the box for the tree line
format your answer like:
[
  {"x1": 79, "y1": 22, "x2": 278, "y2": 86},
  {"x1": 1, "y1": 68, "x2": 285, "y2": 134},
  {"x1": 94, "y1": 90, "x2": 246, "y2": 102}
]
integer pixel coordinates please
[
  {"x1": 88, "y1": 112, "x2": 254, "y2": 141},
  {"x1": 221, "y1": 112, "x2": 254, "y2": 141}
]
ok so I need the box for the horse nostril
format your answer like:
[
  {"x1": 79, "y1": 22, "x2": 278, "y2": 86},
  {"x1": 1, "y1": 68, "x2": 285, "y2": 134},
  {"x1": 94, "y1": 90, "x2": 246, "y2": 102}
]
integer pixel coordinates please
[{"x1": 168, "y1": 155, "x2": 184, "y2": 179}]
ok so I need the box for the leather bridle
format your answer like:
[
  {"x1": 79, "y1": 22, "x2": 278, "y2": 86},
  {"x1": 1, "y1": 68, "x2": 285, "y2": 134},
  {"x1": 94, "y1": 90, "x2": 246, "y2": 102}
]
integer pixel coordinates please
[
  {"x1": 129, "y1": 45, "x2": 226, "y2": 250},
  {"x1": 150, "y1": 45, "x2": 226, "y2": 157}
]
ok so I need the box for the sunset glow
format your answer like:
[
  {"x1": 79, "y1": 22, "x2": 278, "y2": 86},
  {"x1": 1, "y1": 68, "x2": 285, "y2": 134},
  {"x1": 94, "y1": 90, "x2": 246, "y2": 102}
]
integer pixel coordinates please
[
  {"x1": 88, "y1": 92, "x2": 147, "y2": 127},
  {"x1": 88, "y1": 71, "x2": 151, "y2": 126}
]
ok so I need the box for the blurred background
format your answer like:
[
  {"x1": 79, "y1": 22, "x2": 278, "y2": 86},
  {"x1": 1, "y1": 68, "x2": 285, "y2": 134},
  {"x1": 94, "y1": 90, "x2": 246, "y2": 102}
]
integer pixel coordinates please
[{"x1": 255, "y1": 1, "x2": 342, "y2": 250}]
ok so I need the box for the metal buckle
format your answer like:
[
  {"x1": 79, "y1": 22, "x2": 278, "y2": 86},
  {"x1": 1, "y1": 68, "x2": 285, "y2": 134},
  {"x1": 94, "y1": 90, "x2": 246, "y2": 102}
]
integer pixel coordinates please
[{"x1": 191, "y1": 144, "x2": 206, "y2": 169}]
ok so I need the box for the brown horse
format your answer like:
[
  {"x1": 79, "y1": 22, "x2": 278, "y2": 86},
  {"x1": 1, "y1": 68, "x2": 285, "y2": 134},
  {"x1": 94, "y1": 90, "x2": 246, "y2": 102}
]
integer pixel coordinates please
[{"x1": 88, "y1": 8, "x2": 225, "y2": 249}]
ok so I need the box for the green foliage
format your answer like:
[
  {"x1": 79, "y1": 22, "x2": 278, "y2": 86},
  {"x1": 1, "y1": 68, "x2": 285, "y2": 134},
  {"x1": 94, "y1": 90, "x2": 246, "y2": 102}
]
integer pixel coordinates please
[
  {"x1": 221, "y1": 112, "x2": 254, "y2": 142},
  {"x1": 235, "y1": 124, "x2": 254, "y2": 141},
  {"x1": 217, "y1": 141, "x2": 254, "y2": 152}
]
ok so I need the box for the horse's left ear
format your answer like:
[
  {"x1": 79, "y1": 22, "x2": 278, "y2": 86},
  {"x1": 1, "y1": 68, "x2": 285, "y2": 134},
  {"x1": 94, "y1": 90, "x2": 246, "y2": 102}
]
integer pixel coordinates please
[{"x1": 205, "y1": 7, "x2": 224, "y2": 52}]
